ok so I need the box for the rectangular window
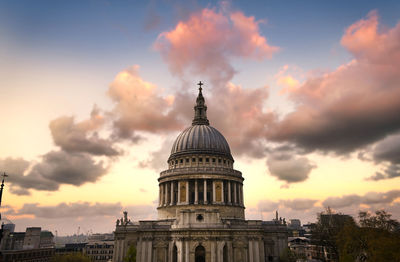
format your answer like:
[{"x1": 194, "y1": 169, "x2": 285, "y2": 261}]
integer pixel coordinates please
[
  {"x1": 212, "y1": 158, "x2": 216, "y2": 163},
  {"x1": 186, "y1": 158, "x2": 189, "y2": 163},
  {"x1": 192, "y1": 158, "x2": 196, "y2": 162},
  {"x1": 199, "y1": 158, "x2": 203, "y2": 162},
  {"x1": 206, "y1": 158, "x2": 209, "y2": 162}
]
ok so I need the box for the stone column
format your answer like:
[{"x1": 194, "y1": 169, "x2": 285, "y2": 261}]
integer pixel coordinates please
[
  {"x1": 195, "y1": 179, "x2": 198, "y2": 204},
  {"x1": 147, "y1": 241, "x2": 152, "y2": 262},
  {"x1": 141, "y1": 239, "x2": 146, "y2": 262},
  {"x1": 240, "y1": 184, "x2": 244, "y2": 206},
  {"x1": 178, "y1": 241, "x2": 184, "y2": 262},
  {"x1": 171, "y1": 182, "x2": 174, "y2": 205},
  {"x1": 165, "y1": 182, "x2": 169, "y2": 206},
  {"x1": 236, "y1": 183, "x2": 240, "y2": 205},
  {"x1": 233, "y1": 182, "x2": 237, "y2": 205},
  {"x1": 212, "y1": 180, "x2": 216, "y2": 203},
  {"x1": 228, "y1": 181, "x2": 231, "y2": 204},
  {"x1": 204, "y1": 180, "x2": 207, "y2": 203},
  {"x1": 136, "y1": 241, "x2": 142, "y2": 262},
  {"x1": 217, "y1": 242, "x2": 224, "y2": 262},
  {"x1": 259, "y1": 240, "x2": 265, "y2": 262},
  {"x1": 185, "y1": 241, "x2": 189, "y2": 262},
  {"x1": 221, "y1": 181, "x2": 224, "y2": 203},
  {"x1": 186, "y1": 180, "x2": 189, "y2": 205},
  {"x1": 160, "y1": 184, "x2": 164, "y2": 206},
  {"x1": 249, "y1": 241, "x2": 254, "y2": 262},
  {"x1": 211, "y1": 241, "x2": 216, "y2": 262},
  {"x1": 178, "y1": 181, "x2": 181, "y2": 204},
  {"x1": 254, "y1": 240, "x2": 260, "y2": 262},
  {"x1": 228, "y1": 241, "x2": 234, "y2": 262}
]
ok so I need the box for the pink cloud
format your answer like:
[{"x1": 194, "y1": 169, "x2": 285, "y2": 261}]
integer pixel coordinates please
[
  {"x1": 108, "y1": 65, "x2": 184, "y2": 139},
  {"x1": 268, "y1": 11, "x2": 400, "y2": 154},
  {"x1": 154, "y1": 7, "x2": 279, "y2": 86}
]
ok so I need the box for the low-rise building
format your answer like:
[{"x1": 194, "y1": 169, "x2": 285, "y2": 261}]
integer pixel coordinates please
[{"x1": 85, "y1": 240, "x2": 114, "y2": 262}]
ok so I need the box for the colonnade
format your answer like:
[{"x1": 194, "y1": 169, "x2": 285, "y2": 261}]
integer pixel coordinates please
[
  {"x1": 159, "y1": 179, "x2": 244, "y2": 207},
  {"x1": 131, "y1": 239, "x2": 266, "y2": 262}
]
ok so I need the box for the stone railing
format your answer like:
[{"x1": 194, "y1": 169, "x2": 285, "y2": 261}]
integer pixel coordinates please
[{"x1": 160, "y1": 166, "x2": 242, "y2": 178}]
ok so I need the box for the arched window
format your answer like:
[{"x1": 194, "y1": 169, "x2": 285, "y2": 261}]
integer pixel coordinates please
[
  {"x1": 195, "y1": 245, "x2": 205, "y2": 262},
  {"x1": 173, "y1": 245, "x2": 177, "y2": 262},
  {"x1": 223, "y1": 244, "x2": 228, "y2": 262}
]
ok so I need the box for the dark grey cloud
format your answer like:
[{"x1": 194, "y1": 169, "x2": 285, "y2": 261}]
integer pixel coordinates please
[
  {"x1": 322, "y1": 190, "x2": 400, "y2": 209},
  {"x1": 0, "y1": 151, "x2": 108, "y2": 194},
  {"x1": 373, "y1": 134, "x2": 400, "y2": 164},
  {"x1": 29, "y1": 151, "x2": 108, "y2": 186},
  {"x1": 0, "y1": 158, "x2": 30, "y2": 178},
  {"x1": 367, "y1": 133, "x2": 400, "y2": 180},
  {"x1": 49, "y1": 107, "x2": 119, "y2": 156},
  {"x1": 266, "y1": 149, "x2": 316, "y2": 184}
]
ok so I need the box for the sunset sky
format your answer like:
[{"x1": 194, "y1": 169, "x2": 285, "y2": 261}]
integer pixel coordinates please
[{"x1": 1, "y1": 0, "x2": 400, "y2": 235}]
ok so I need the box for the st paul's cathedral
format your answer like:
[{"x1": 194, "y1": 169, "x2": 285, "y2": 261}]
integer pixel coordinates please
[{"x1": 113, "y1": 83, "x2": 287, "y2": 262}]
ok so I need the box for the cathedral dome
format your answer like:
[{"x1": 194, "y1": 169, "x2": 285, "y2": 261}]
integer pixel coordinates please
[
  {"x1": 170, "y1": 124, "x2": 232, "y2": 160},
  {"x1": 169, "y1": 82, "x2": 233, "y2": 161}
]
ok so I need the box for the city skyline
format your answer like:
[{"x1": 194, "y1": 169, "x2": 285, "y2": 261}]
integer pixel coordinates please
[{"x1": 1, "y1": 0, "x2": 400, "y2": 235}]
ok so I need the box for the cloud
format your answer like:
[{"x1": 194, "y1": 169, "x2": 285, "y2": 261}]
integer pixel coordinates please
[
  {"x1": 138, "y1": 137, "x2": 174, "y2": 171},
  {"x1": 373, "y1": 133, "x2": 400, "y2": 164},
  {"x1": 127, "y1": 81, "x2": 275, "y2": 159},
  {"x1": 206, "y1": 82, "x2": 274, "y2": 157},
  {"x1": 363, "y1": 133, "x2": 400, "y2": 180},
  {"x1": 322, "y1": 190, "x2": 400, "y2": 208},
  {"x1": 7, "y1": 202, "x2": 156, "y2": 235},
  {"x1": 0, "y1": 158, "x2": 30, "y2": 177},
  {"x1": 266, "y1": 147, "x2": 316, "y2": 184},
  {"x1": 29, "y1": 151, "x2": 108, "y2": 187},
  {"x1": 1, "y1": 151, "x2": 109, "y2": 194},
  {"x1": 257, "y1": 200, "x2": 279, "y2": 212},
  {"x1": 280, "y1": 198, "x2": 318, "y2": 211},
  {"x1": 268, "y1": 11, "x2": 400, "y2": 154},
  {"x1": 322, "y1": 194, "x2": 361, "y2": 209},
  {"x1": 49, "y1": 106, "x2": 119, "y2": 156},
  {"x1": 154, "y1": 5, "x2": 278, "y2": 86},
  {"x1": 275, "y1": 65, "x2": 302, "y2": 93},
  {"x1": 108, "y1": 65, "x2": 183, "y2": 139},
  {"x1": 16, "y1": 202, "x2": 122, "y2": 219}
]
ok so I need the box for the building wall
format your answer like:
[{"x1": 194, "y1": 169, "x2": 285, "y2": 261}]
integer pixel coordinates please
[{"x1": 113, "y1": 210, "x2": 287, "y2": 262}]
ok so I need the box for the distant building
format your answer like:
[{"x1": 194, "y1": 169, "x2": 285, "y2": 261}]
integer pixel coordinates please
[
  {"x1": 288, "y1": 237, "x2": 314, "y2": 261},
  {"x1": 85, "y1": 240, "x2": 114, "y2": 262},
  {"x1": 1, "y1": 232, "x2": 25, "y2": 251},
  {"x1": 1, "y1": 247, "x2": 54, "y2": 262},
  {"x1": 23, "y1": 227, "x2": 41, "y2": 249},
  {"x1": 0, "y1": 227, "x2": 55, "y2": 262},
  {"x1": 55, "y1": 242, "x2": 88, "y2": 256}
]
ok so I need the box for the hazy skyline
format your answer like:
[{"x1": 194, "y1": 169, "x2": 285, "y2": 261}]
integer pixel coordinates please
[{"x1": 1, "y1": 0, "x2": 400, "y2": 235}]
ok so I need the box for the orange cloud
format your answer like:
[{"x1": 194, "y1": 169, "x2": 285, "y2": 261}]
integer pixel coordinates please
[{"x1": 155, "y1": 7, "x2": 279, "y2": 86}]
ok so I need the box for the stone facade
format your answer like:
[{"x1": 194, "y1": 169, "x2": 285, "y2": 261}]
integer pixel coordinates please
[{"x1": 113, "y1": 84, "x2": 287, "y2": 262}]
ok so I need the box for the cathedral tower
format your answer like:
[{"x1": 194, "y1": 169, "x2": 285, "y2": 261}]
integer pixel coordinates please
[{"x1": 157, "y1": 83, "x2": 245, "y2": 219}]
